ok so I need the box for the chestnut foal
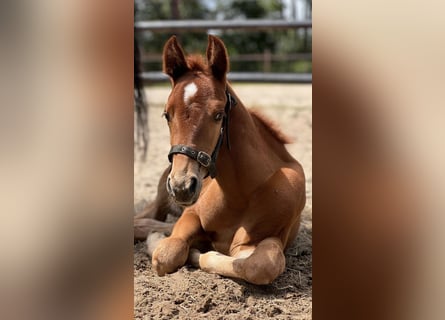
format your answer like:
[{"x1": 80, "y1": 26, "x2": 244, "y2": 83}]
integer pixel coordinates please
[{"x1": 135, "y1": 35, "x2": 305, "y2": 285}]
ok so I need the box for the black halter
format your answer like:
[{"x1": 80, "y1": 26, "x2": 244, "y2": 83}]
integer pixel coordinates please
[{"x1": 168, "y1": 90, "x2": 236, "y2": 178}]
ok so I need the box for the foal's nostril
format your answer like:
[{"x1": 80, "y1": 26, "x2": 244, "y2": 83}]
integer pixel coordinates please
[
  {"x1": 167, "y1": 174, "x2": 199, "y2": 205},
  {"x1": 189, "y1": 177, "x2": 198, "y2": 194},
  {"x1": 166, "y1": 176, "x2": 174, "y2": 196}
]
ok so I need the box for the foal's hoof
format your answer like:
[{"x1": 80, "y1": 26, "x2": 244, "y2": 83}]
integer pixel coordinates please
[
  {"x1": 152, "y1": 257, "x2": 168, "y2": 276},
  {"x1": 151, "y1": 237, "x2": 189, "y2": 276}
]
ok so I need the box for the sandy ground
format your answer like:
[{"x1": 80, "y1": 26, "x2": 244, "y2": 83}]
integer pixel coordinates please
[{"x1": 134, "y1": 83, "x2": 312, "y2": 319}]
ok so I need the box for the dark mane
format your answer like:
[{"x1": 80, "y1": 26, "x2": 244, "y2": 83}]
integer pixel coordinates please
[{"x1": 249, "y1": 109, "x2": 293, "y2": 144}]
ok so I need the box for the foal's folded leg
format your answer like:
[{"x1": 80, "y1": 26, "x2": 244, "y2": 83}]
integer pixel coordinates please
[
  {"x1": 135, "y1": 166, "x2": 184, "y2": 220},
  {"x1": 151, "y1": 211, "x2": 203, "y2": 276},
  {"x1": 134, "y1": 167, "x2": 183, "y2": 242},
  {"x1": 189, "y1": 237, "x2": 286, "y2": 285},
  {"x1": 134, "y1": 218, "x2": 174, "y2": 241}
]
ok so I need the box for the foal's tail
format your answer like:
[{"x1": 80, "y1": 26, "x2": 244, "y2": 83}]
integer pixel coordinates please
[{"x1": 134, "y1": 36, "x2": 148, "y2": 160}]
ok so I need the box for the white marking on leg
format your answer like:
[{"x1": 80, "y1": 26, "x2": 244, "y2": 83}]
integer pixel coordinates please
[
  {"x1": 183, "y1": 82, "x2": 197, "y2": 104},
  {"x1": 197, "y1": 250, "x2": 239, "y2": 276},
  {"x1": 146, "y1": 232, "x2": 166, "y2": 257},
  {"x1": 234, "y1": 248, "x2": 255, "y2": 259}
]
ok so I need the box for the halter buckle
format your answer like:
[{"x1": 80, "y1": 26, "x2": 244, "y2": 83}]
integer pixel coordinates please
[{"x1": 197, "y1": 151, "x2": 211, "y2": 167}]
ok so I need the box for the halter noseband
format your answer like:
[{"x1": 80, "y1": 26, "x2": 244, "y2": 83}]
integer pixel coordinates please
[{"x1": 167, "y1": 90, "x2": 236, "y2": 179}]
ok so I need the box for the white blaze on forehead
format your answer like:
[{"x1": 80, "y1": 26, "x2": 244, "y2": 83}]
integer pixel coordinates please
[{"x1": 183, "y1": 82, "x2": 198, "y2": 104}]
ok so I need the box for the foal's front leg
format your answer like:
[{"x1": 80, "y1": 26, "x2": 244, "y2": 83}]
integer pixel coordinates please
[
  {"x1": 151, "y1": 211, "x2": 202, "y2": 276},
  {"x1": 190, "y1": 237, "x2": 286, "y2": 285},
  {"x1": 135, "y1": 218, "x2": 174, "y2": 241}
]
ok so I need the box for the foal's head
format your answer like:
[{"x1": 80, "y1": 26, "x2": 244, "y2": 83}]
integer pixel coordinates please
[{"x1": 162, "y1": 35, "x2": 231, "y2": 206}]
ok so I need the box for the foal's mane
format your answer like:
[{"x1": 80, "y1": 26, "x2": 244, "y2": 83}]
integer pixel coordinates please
[
  {"x1": 250, "y1": 109, "x2": 293, "y2": 145},
  {"x1": 186, "y1": 55, "x2": 211, "y2": 74}
]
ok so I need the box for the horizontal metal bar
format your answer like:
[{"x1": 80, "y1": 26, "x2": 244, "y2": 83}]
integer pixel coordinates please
[
  {"x1": 135, "y1": 19, "x2": 312, "y2": 32},
  {"x1": 141, "y1": 53, "x2": 312, "y2": 63},
  {"x1": 141, "y1": 72, "x2": 312, "y2": 84}
]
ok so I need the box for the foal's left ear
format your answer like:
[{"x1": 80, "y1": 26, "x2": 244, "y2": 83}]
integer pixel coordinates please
[{"x1": 206, "y1": 35, "x2": 229, "y2": 81}]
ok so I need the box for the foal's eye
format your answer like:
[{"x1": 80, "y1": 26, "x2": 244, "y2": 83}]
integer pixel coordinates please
[
  {"x1": 214, "y1": 112, "x2": 224, "y2": 121},
  {"x1": 162, "y1": 111, "x2": 171, "y2": 122}
]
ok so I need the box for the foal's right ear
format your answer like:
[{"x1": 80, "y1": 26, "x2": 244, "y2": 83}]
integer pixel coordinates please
[{"x1": 163, "y1": 36, "x2": 188, "y2": 81}]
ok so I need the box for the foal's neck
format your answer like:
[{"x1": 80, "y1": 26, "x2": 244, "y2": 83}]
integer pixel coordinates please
[{"x1": 215, "y1": 85, "x2": 274, "y2": 198}]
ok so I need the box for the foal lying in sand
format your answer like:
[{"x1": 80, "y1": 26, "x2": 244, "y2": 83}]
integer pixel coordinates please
[{"x1": 134, "y1": 35, "x2": 305, "y2": 285}]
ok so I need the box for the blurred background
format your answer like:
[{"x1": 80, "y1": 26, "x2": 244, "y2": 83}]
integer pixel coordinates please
[{"x1": 135, "y1": 0, "x2": 312, "y2": 79}]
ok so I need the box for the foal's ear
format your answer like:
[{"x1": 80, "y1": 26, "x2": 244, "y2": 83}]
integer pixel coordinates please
[
  {"x1": 206, "y1": 35, "x2": 229, "y2": 81},
  {"x1": 163, "y1": 36, "x2": 188, "y2": 81}
]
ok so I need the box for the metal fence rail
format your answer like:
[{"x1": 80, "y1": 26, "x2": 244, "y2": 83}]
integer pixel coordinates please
[
  {"x1": 142, "y1": 71, "x2": 311, "y2": 84},
  {"x1": 136, "y1": 19, "x2": 312, "y2": 83},
  {"x1": 141, "y1": 52, "x2": 312, "y2": 63},
  {"x1": 135, "y1": 19, "x2": 312, "y2": 32}
]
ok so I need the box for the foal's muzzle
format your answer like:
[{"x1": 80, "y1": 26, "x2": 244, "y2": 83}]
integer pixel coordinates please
[{"x1": 166, "y1": 172, "x2": 201, "y2": 206}]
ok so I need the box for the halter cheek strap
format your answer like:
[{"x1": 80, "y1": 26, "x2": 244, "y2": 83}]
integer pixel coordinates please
[{"x1": 167, "y1": 90, "x2": 236, "y2": 179}]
